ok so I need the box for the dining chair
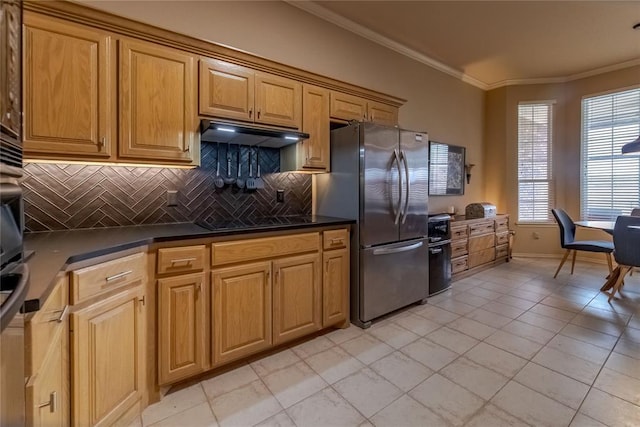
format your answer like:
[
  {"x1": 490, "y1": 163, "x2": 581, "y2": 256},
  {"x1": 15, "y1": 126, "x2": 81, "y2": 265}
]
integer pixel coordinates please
[
  {"x1": 551, "y1": 208, "x2": 614, "y2": 278},
  {"x1": 606, "y1": 215, "x2": 640, "y2": 301}
]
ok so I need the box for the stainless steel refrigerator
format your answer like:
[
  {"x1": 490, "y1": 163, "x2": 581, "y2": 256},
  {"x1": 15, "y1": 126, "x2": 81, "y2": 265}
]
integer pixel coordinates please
[{"x1": 315, "y1": 122, "x2": 429, "y2": 328}]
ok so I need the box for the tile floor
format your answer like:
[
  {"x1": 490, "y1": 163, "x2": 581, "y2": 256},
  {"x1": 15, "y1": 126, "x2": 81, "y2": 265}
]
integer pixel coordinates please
[{"x1": 132, "y1": 257, "x2": 640, "y2": 427}]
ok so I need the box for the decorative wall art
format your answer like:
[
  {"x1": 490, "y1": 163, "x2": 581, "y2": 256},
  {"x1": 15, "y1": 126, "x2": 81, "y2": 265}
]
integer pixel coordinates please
[{"x1": 429, "y1": 141, "x2": 466, "y2": 196}]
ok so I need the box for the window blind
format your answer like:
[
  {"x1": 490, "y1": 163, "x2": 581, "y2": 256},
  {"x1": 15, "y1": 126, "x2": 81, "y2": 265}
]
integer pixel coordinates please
[
  {"x1": 581, "y1": 88, "x2": 640, "y2": 220},
  {"x1": 518, "y1": 102, "x2": 554, "y2": 222}
]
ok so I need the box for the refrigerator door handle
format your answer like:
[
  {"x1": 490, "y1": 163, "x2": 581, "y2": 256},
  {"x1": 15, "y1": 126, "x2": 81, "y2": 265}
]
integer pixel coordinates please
[
  {"x1": 373, "y1": 241, "x2": 423, "y2": 255},
  {"x1": 400, "y1": 150, "x2": 410, "y2": 224},
  {"x1": 392, "y1": 149, "x2": 403, "y2": 225}
]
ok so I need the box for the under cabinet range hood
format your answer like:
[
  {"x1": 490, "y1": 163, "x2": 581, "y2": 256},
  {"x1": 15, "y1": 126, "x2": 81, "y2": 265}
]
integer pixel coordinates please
[{"x1": 200, "y1": 119, "x2": 309, "y2": 148}]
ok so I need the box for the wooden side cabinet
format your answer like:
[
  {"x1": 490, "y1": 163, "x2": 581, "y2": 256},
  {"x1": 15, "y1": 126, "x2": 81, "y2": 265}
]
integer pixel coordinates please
[
  {"x1": 212, "y1": 261, "x2": 272, "y2": 365},
  {"x1": 71, "y1": 286, "x2": 146, "y2": 427},
  {"x1": 0, "y1": 0, "x2": 21, "y2": 138},
  {"x1": 158, "y1": 273, "x2": 206, "y2": 385},
  {"x1": 322, "y1": 247, "x2": 349, "y2": 328},
  {"x1": 119, "y1": 39, "x2": 197, "y2": 163},
  {"x1": 301, "y1": 84, "x2": 329, "y2": 170},
  {"x1": 23, "y1": 13, "x2": 114, "y2": 158},
  {"x1": 272, "y1": 253, "x2": 321, "y2": 345},
  {"x1": 330, "y1": 91, "x2": 398, "y2": 126},
  {"x1": 25, "y1": 276, "x2": 69, "y2": 427}
]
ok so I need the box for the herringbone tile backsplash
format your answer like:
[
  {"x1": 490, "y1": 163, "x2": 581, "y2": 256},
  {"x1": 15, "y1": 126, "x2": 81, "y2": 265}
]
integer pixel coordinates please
[{"x1": 23, "y1": 143, "x2": 312, "y2": 231}]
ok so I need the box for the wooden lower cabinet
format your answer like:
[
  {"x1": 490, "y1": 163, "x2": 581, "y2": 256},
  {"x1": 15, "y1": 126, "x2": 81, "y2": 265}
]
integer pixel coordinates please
[
  {"x1": 71, "y1": 286, "x2": 146, "y2": 427},
  {"x1": 322, "y1": 248, "x2": 349, "y2": 327},
  {"x1": 272, "y1": 253, "x2": 321, "y2": 345},
  {"x1": 26, "y1": 320, "x2": 69, "y2": 427},
  {"x1": 158, "y1": 273, "x2": 206, "y2": 385},
  {"x1": 212, "y1": 262, "x2": 272, "y2": 365}
]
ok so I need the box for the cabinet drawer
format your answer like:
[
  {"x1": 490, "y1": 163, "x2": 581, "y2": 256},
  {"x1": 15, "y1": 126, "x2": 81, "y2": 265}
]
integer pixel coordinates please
[
  {"x1": 212, "y1": 232, "x2": 320, "y2": 266},
  {"x1": 451, "y1": 256, "x2": 468, "y2": 274},
  {"x1": 468, "y1": 234, "x2": 495, "y2": 253},
  {"x1": 469, "y1": 220, "x2": 494, "y2": 236},
  {"x1": 495, "y1": 232, "x2": 509, "y2": 246},
  {"x1": 495, "y1": 216, "x2": 509, "y2": 232},
  {"x1": 157, "y1": 245, "x2": 206, "y2": 275},
  {"x1": 451, "y1": 239, "x2": 468, "y2": 258},
  {"x1": 27, "y1": 276, "x2": 69, "y2": 374},
  {"x1": 70, "y1": 252, "x2": 145, "y2": 304},
  {"x1": 496, "y1": 244, "x2": 509, "y2": 259},
  {"x1": 468, "y1": 248, "x2": 496, "y2": 268},
  {"x1": 323, "y1": 229, "x2": 348, "y2": 250},
  {"x1": 451, "y1": 225, "x2": 468, "y2": 241}
]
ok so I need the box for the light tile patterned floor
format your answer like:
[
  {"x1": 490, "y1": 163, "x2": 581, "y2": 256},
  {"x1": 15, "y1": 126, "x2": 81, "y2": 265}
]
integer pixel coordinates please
[{"x1": 132, "y1": 258, "x2": 640, "y2": 427}]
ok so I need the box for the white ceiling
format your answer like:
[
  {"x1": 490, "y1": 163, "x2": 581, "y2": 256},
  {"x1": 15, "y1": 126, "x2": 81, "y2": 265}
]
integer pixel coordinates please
[{"x1": 291, "y1": 1, "x2": 640, "y2": 89}]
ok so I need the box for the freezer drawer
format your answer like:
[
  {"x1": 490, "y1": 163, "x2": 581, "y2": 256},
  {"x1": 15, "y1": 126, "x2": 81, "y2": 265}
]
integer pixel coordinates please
[{"x1": 359, "y1": 238, "x2": 429, "y2": 323}]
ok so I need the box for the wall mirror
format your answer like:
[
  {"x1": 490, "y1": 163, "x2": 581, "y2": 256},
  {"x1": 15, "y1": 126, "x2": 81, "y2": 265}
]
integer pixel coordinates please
[{"x1": 429, "y1": 141, "x2": 465, "y2": 196}]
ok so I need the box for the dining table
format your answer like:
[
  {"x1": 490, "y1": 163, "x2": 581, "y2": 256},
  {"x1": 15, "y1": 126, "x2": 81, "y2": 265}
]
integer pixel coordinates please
[{"x1": 575, "y1": 220, "x2": 640, "y2": 293}]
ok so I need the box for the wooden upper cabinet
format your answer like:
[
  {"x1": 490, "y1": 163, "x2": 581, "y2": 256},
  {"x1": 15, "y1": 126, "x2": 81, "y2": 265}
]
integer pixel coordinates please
[
  {"x1": 272, "y1": 253, "x2": 321, "y2": 345},
  {"x1": 1, "y1": 0, "x2": 21, "y2": 137},
  {"x1": 330, "y1": 91, "x2": 398, "y2": 126},
  {"x1": 199, "y1": 58, "x2": 254, "y2": 122},
  {"x1": 330, "y1": 91, "x2": 367, "y2": 122},
  {"x1": 302, "y1": 84, "x2": 329, "y2": 170},
  {"x1": 255, "y1": 72, "x2": 301, "y2": 129},
  {"x1": 199, "y1": 59, "x2": 302, "y2": 129},
  {"x1": 119, "y1": 39, "x2": 197, "y2": 163},
  {"x1": 23, "y1": 13, "x2": 114, "y2": 158},
  {"x1": 368, "y1": 100, "x2": 398, "y2": 127}
]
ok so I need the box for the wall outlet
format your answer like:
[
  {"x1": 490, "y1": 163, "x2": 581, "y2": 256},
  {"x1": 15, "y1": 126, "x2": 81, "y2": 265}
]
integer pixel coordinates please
[
  {"x1": 276, "y1": 189, "x2": 285, "y2": 203},
  {"x1": 167, "y1": 190, "x2": 178, "y2": 207}
]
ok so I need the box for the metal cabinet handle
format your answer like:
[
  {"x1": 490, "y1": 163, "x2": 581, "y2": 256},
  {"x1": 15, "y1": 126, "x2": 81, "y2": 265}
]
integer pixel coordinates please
[
  {"x1": 257, "y1": 110, "x2": 261, "y2": 119},
  {"x1": 330, "y1": 238, "x2": 344, "y2": 244},
  {"x1": 373, "y1": 241, "x2": 423, "y2": 255},
  {"x1": 105, "y1": 270, "x2": 132, "y2": 282},
  {"x1": 392, "y1": 149, "x2": 402, "y2": 225},
  {"x1": 429, "y1": 247, "x2": 443, "y2": 254},
  {"x1": 98, "y1": 137, "x2": 105, "y2": 151},
  {"x1": 48, "y1": 305, "x2": 68, "y2": 323},
  {"x1": 400, "y1": 150, "x2": 410, "y2": 224},
  {"x1": 38, "y1": 392, "x2": 57, "y2": 413},
  {"x1": 139, "y1": 296, "x2": 146, "y2": 306},
  {"x1": 170, "y1": 257, "x2": 196, "y2": 264},
  {"x1": 249, "y1": 108, "x2": 253, "y2": 118}
]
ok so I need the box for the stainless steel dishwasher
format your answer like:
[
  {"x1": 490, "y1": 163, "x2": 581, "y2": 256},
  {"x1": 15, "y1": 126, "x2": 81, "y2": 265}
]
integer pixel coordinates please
[{"x1": 428, "y1": 214, "x2": 452, "y2": 296}]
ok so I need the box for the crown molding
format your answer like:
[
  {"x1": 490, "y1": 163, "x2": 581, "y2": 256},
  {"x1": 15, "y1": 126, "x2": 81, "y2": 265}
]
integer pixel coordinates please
[
  {"x1": 285, "y1": 0, "x2": 489, "y2": 91},
  {"x1": 288, "y1": 1, "x2": 640, "y2": 92}
]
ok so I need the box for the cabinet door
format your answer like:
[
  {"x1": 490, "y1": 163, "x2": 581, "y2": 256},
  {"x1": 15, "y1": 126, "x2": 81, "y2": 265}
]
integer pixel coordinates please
[
  {"x1": 158, "y1": 273, "x2": 206, "y2": 385},
  {"x1": 71, "y1": 286, "x2": 145, "y2": 427},
  {"x1": 322, "y1": 248, "x2": 350, "y2": 327},
  {"x1": 0, "y1": 0, "x2": 21, "y2": 137},
  {"x1": 199, "y1": 58, "x2": 254, "y2": 122},
  {"x1": 26, "y1": 318, "x2": 69, "y2": 427},
  {"x1": 119, "y1": 39, "x2": 196, "y2": 162},
  {"x1": 255, "y1": 72, "x2": 302, "y2": 129},
  {"x1": 301, "y1": 84, "x2": 329, "y2": 170},
  {"x1": 273, "y1": 253, "x2": 321, "y2": 345},
  {"x1": 367, "y1": 101, "x2": 398, "y2": 126},
  {"x1": 212, "y1": 262, "x2": 272, "y2": 365},
  {"x1": 330, "y1": 91, "x2": 367, "y2": 121},
  {"x1": 23, "y1": 13, "x2": 113, "y2": 158}
]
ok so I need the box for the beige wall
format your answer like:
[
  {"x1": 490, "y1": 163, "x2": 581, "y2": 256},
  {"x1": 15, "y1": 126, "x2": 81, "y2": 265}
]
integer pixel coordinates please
[
  {"x1": 486, "y1": 65, "x2": 640, "y2": 258},
  {"x1": 82, "y1": 0, "x2": 486, "y2": 214}
]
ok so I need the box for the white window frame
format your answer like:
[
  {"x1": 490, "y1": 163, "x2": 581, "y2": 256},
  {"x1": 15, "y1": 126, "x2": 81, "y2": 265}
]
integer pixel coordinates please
[
  {"x1": 517, "y1": 101, "x2": 555, "y2": 223},
  {"x1": 581, "y1": 86, "x2": 640, "y2": 221}
]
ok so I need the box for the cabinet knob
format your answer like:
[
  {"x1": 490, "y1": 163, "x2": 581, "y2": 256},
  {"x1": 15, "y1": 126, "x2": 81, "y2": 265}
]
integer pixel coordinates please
[{"x1": 38, "y1": 391, "x2": 57, "y2": 413}]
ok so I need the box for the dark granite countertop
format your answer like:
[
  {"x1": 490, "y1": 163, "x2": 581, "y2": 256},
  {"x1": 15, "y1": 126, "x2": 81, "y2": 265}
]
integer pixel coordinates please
[{"x1": 24, "y1": 216, "x2": 354, "y2": 313}]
